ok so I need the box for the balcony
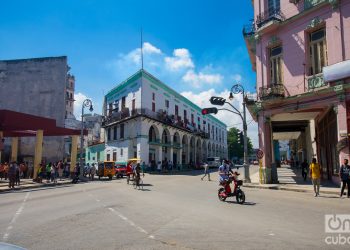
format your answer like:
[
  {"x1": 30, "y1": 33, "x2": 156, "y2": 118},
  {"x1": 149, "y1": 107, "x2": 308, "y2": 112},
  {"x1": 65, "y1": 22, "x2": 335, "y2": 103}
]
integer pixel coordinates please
[
  {"x1": 256, "y1": 8, "x2": 284, "y2": 29},
  {"x1": 103, "y1": 108, "x2": 211, "y2": 138},
  {"x1": 307, "y1": 74, "x2": 327, "y2": 90},
  {"x1": 304, "y1": 0, "x2": 327, "y2": 10},
  {"x1": 242, "y1": 22, "x2": 257, "y2": 71},
  {"x1": 259, "y1": 84, "x2": 285, "y2": 100}
]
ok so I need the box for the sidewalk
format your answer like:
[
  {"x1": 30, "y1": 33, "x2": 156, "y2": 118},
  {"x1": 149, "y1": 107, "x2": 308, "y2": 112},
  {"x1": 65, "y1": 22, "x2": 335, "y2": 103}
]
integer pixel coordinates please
[
  {"x1": 246, "y1": 165, "x2": 341, "y2": 195},
  {"x1": 0, "y1": 178, "x2": 73, "y2": 193}
]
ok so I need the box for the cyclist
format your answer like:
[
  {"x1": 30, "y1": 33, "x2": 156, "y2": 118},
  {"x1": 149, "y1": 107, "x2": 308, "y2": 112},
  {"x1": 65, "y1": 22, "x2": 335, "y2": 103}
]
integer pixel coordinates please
[
  {"x1": 126, "y1": 162, "x2": 133, "y2": 184},
  {"x1": 134, "y1": 163, "x2": 144, "y2": 187}
]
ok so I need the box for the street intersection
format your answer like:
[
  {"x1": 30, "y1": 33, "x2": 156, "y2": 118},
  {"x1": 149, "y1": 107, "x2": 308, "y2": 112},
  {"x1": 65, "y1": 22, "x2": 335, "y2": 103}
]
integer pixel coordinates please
[{"x1": 0, "y1": 170, "x2": 349, "y2": 250}]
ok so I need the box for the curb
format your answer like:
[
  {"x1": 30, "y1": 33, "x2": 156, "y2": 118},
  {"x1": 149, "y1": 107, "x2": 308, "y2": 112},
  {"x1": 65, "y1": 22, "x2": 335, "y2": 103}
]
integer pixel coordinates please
[
  {"x1": 0, "y1": 180, "x2": 73, "y2": 193},
  {"x1": 244, "y1": 184, "x2": 340, "y2": 195}
]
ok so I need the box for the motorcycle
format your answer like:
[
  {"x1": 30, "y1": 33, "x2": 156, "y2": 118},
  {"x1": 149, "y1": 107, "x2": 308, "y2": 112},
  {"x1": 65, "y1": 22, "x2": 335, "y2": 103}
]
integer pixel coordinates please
[{"x1": 218, "y1": 172, "x2": 245, "y2": 204}]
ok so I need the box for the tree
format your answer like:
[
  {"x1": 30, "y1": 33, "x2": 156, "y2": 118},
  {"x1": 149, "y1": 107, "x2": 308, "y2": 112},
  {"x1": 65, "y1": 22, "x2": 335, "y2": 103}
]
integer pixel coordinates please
[{"x1": 227, "y1": 127, "x2": 253, "y2": 161}]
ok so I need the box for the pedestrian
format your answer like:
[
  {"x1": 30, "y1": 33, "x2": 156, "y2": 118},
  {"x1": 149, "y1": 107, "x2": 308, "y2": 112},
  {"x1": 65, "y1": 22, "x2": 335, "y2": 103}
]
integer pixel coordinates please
[
  {"x1": 90, "y1": 163, "x2": 96, "y2": 181},
  {"x1": 0, "y1": 163, "x2": 4, "y2": 180},
  {"x1": 301, "y1": 159, "x2": 308, "y2": 181},
  {"x1": 28, "y1": 162, "x2": 33, "y2": 179},
  {"x1": 309, "y1": 158, "x2": 321, "y2": 197},
  {"x1": 157, "y1": 161, "x2": 162, "y2": 173},
  {"x1": 168, "y1": 160, "x2": 173, "y2": 171},
  {"x1": 201, "y1": 162, "x2": 211, "y2": 181},
  {"x1": 58, "y1": 161, "x2": 63, "y2": 180},
  {"x1": 15, "y1": 162, "x2": 20, "y2": 186},
  {"x1": 46, "y1": 163, "x2": 51, "y2": 182},
  {"x1": 8, "y1": 162, "x2": 16, "y2": 189},
  {"x1": 4, "y1": 162, "x2": 9, "y2": 180},
  {"x1": 339, "y1": 159, "x2": 350, "y2": 198},
  {"x1": 51, "y1": 164, "x2": 57, "y2": 183}
]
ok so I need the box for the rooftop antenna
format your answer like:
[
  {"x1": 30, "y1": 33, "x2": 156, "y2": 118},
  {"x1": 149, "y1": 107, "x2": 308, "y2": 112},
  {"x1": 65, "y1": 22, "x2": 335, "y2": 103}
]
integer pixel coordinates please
[{"x1": 141, "y1": 27, "x2": 144, "y2": 70}]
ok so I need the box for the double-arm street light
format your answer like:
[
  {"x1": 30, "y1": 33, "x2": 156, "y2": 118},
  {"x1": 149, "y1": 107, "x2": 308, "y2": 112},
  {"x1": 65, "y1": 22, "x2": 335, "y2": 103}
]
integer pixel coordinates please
[
  {"x1": 202, "y1": 83, "x2": 251, "y2": 183},
  {"x1": 229, "y1": 84, "x2": 250, "y2": 183},
  {"x1": 80, "y1": 99, "x2": 93, "y2": 179}
]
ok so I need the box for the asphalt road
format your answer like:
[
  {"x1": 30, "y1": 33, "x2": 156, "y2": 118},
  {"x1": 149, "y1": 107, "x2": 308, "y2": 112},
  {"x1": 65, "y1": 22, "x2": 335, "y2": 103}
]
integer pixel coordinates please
[{"x1": 0, "y1": 170, "x2": 349, "y2": 250}]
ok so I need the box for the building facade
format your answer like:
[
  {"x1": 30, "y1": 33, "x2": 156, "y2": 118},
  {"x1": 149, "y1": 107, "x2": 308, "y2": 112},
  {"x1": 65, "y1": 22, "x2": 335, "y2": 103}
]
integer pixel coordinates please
[
  {"x1": 0, "y1": 56, "x2": 75, "y2": 162},
  {"x1": 243, "y1": 0, "x2": 350, "y2": 183},
  {"x1": 102, "y1": 70, "x2": 228, "y2": 167}
]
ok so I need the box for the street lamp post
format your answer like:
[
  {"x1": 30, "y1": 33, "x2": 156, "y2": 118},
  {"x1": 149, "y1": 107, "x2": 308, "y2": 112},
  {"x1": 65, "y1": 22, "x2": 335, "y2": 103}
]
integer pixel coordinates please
[
  {"x1": 80, "y1": 99, "x2": 93, "y2": 180},
  {"x1": 229, "y1": 84, "x2": 251, "y2": 183}
]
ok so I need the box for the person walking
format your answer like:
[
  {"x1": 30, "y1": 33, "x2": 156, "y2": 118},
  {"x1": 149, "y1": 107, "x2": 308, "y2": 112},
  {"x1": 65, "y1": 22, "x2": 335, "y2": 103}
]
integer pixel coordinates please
[
  {"x1": 15, "y1": 162, "x2": 20, "y2": 186},
  {"x1": 51, "y1": 164, "x2": 57, "y2": 184},
  {"x1": 201, "y1": 162, "x2": 211, "y2": 181},
  {"x1": 0, "y1": 163, "x2": 4, "y2": 180},
  {"x1": 90, "y1": 163, "x2": 96, "y2": 181},
  {"x1": 301, "y1": 159, "x2": 308, "y2": 181},
  {"x1": 339, "y1": 159, "x2": 350, "y2": 198},
  {"x1": 309, "y1": 158, "x2": 321, "y2": 197},
  {"x1": 8, "y1": 162, "x2": 16, "y2": 189},
  {"x1": 46, "y1": 163, "x2": 51, "y2": 183},
  {"x1": 157, "y1": 161, "x2": 162, "y2": 173},
  {"x1": 4, "y1": 162, "x2": 9, "y2": 180}
]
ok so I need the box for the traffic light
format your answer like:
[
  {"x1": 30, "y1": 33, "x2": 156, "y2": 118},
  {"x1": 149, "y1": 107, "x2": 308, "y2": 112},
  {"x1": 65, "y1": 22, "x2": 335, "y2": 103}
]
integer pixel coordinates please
[
  {"x1": 201, "y1": 107, "x2": 218, "y2": 115},
  {"x1": 239, "y1": 131, "x2": 244, "y2": 145},
  {"x1": 209, "y1": 96, "x2": 226, "y2": 106}
]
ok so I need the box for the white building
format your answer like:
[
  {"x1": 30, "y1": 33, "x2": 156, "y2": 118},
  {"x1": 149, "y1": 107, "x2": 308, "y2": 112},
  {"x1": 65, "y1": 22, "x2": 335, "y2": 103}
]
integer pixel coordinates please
[{"x1": 102, "y1": 70, "x2": 227, "y2": 167}]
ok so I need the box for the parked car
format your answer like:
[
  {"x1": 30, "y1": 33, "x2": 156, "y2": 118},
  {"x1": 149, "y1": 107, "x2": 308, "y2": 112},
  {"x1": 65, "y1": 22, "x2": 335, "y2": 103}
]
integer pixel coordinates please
[
  {"x1": 207, "y1": 157, "x2": 221, "y2": 168},
  {"x1": 115, "y1": 162, "x2": 127, "y2": 178}
]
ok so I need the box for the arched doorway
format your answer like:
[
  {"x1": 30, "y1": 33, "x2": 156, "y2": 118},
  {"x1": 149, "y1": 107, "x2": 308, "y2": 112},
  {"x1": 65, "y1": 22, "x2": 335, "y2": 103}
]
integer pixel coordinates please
[
  {"x1": 182, "y1": 135, "x2": 188, "y2": 165},
  {"x1": 148, "y1": 125, "x2": 160, "y2": 165}
]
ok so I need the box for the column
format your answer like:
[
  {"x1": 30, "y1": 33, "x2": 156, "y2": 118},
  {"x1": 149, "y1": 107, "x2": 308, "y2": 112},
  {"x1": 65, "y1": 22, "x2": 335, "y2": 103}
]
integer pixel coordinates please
[
  {"x1": 70, "y1": 135, "x2": 78, "y2": 174},
  {"x1": 33, "y1": 130, "x2": 43, "y2": 180},
  {"x1": 11, "y1": 137, "x2": 19, "y2": 162},
  {"x1": 178, "y1": 148, "x2": 183, "y2": 169},
  {"x1": 137, "y1": 137, "x2": 149, "y2": 164},
  {"x1": 169, "y1": 147, "x2": 174, "y2": 163},
  {"x1": 259, "y1": 115, "x2": 273, "y2": 184}
]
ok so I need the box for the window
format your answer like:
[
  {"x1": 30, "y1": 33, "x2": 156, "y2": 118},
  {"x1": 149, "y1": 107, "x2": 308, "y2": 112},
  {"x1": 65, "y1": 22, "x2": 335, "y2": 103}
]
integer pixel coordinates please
[
  {"x1": 114, "y1": 100, "x2": 119, "y2": 112},
  {"x1": 121, "y1": 96, "x2": 126, "y2": 109},
  {"x1": 198, "y1": 117, "x2": 200, "y2": 130},
  {"x1": 108, "y1": 103, "x2": 113, "y2": 115},
  {"x1": 208, "y1": 123, "x2": 210, "y2": 135},
  {"x1": 120, "y1": 124, "x2": 124, "y2": 139},
  {"x1": 184, "y1": 110, "x2": 187, "y2": 120},
  {"x1": 132, "y1": 99, "x2": 135, "y2": 112},
  {"x1": 113, "y1": 126, "x2": 117, "y2": 140},
  {"x1": 121, "y1": 148, "x2": 123, "y2": 156},
  {"x1": 97, "y1": 152, "x2": 100, "y2": 161},
  {"x1": 107, "y1": 128, "x2": 111, "y2": 141},
  {"x1": 88, "y1": 152, "x2": 90, "y2": 161},
  {"x1": 152, "y1": 93, "x2": 155, "y2": 101},
  {"x1": 309, "y1": 28, "x2": 327, "y2": 75},
  {"x1": 70, "y1": 93, "x2": 73, "y2": 99},
  {"x1": 268, "y1": 0, "x2": 280, "y2": 14},
  {"x1": 107, "y1": 154, "x2": 110, "y2": 161},
  {"x1": 152, "y1": 102, "x2": 155, "y2": 112},
  {"x1": 113, "y1": 152, "x2": 117, "y2": 161},
  {"x1": 191, "y1": 114, "x2": 194, "y2": 124},
  {"x1": 165, "y1": 100, "x2": 169, "y2": 108},
  {"x1": 269, "y1": 46, "x2": 283, "y2": 85},
  {"x1": 175, "y1": 105, "x2": 179, "y2": 116}
]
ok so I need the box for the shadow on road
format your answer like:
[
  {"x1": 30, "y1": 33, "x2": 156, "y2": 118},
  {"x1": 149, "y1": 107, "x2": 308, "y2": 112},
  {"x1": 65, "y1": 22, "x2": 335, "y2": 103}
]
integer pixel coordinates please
[{"x1": 225, "y1": 201, "x2": 257, "y2": 206}]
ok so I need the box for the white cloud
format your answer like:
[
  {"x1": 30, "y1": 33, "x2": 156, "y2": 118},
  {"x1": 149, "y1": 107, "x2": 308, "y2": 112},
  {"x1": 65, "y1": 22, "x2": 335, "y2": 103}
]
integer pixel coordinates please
[
  {"x1": 181, "y1": 89, "x2": 259, "y2": 148},
  {"x1": 164, "y1": 48, "x2": 194, "y2": 71},
  {"x1": 74, "y1": 92, "x2": 93, "y2": 119},
  {"x1": 182, "y1": 70, "x2": 223, "y2": 88},
  {"x1": 143, "y1": 42, "x2": 162, "y2": 54}
]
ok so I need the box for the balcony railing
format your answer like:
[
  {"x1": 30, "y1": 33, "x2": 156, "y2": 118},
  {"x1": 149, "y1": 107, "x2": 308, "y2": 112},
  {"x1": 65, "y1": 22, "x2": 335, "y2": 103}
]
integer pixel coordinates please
[
  {"x1": 242, "y1": 23, "x2": 255, "y2": 37},
  {"x1": 308, "y1": 74, "x2": 327, "y2": 90},
  {"x1": 259, "y1": 84, "x2": 285, "y2": 100},
  {"x1": 103, "y1": 108, "x2": 211, "y2": 138},
  {"x1": 304, "y1": 0, "x2": 327, "y2": 10},
  {"x1": 256, "y1": 8, "x2": 285, "y2": 29}
]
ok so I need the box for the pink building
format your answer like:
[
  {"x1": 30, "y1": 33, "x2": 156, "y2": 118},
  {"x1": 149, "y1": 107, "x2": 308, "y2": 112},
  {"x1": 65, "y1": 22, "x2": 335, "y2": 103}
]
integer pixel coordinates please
[{"x1": 244, "y1": 0, "x2": 350, "y2": 184}]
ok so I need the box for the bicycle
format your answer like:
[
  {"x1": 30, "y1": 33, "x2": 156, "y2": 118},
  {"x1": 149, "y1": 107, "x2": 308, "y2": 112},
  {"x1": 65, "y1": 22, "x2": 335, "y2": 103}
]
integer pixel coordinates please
[{"x1": 133, "y1": 175, "x2": 143, "y2": 190}]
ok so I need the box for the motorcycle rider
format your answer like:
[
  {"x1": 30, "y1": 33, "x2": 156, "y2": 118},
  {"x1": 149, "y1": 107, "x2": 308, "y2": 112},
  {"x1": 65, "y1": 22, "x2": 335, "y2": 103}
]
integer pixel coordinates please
[{"x1": 218, "y1": 159, "x2": 233, "y2": 184}]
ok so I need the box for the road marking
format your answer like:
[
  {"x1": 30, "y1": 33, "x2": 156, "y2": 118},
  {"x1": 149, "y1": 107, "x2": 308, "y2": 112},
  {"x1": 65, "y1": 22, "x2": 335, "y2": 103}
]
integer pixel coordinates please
[
  {"x1": 86, "y1": 191, "x2": 157, "y2": 241},
  {"x1": 2, "y1": 192, "x2": 30, "y2": 241}
]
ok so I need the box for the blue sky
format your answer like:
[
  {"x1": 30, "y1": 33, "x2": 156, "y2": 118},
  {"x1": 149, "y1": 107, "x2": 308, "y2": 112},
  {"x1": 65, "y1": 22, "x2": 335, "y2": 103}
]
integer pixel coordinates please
[{"x1": 0, "y1": 0, "x2": 258, "y2": 146}]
